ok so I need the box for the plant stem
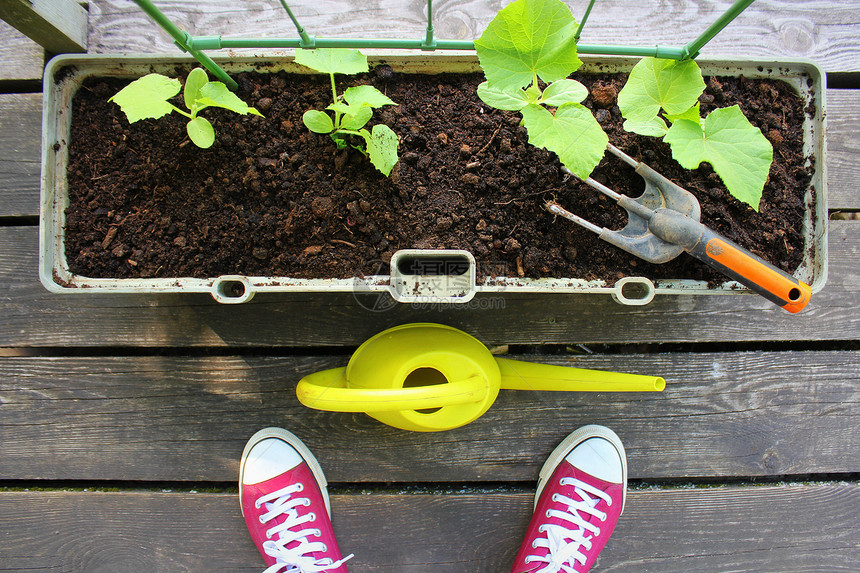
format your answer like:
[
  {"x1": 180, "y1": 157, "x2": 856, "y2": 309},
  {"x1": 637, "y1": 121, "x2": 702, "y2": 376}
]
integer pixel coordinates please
[
  {"x1": 329, "y1": 72, "x2": 342, "y2": 128},
  {"x1": 334, "y1": 128, "x2": 370, "y2": 155},
  {"x1": 170, "y1": 104, "x2": 193, "y2": 119}
]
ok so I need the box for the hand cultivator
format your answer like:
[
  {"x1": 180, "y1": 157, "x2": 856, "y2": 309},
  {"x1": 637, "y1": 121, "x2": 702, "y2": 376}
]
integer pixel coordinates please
[{"x1": 546, "y1": 145, "x2": 812, "y2": 313}]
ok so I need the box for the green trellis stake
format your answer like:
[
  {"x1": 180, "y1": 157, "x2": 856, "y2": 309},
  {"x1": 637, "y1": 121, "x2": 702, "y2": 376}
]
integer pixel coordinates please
[{"x1": 130, "y1": 0, "x2": 757, "y2": 92}]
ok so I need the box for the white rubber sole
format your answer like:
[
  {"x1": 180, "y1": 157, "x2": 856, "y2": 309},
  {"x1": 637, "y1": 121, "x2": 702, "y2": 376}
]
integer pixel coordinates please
[
  {"x1": 535, "y1": 424, "x2": 628, "y2": 515},
  {"x1": 239, "y1": 427, "x2": 332, "y2": 518}
]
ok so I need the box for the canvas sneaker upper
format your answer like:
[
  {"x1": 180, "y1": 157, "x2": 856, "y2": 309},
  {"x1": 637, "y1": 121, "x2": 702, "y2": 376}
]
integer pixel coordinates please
[
  {"x1": 510, "y1": 425, "x2": 627, "y2": 573},
  {"x1": 240, "y1": 428, "x2": 353, "y2": 573}
]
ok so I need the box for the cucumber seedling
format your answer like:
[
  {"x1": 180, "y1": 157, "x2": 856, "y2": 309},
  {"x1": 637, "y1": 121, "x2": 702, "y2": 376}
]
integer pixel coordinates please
[
  {"x1": 296, "y1": 48, "x2": 400, "y2": 177},
  {"x1": 109, "y1": 67, "x2": 263, "y2": 149},
  {"x1": 474, "y1": 0, "x2": 608, "y2": 179},
  {"x1": 617, "y1": 57, "x2": 773, "y2": 210}
]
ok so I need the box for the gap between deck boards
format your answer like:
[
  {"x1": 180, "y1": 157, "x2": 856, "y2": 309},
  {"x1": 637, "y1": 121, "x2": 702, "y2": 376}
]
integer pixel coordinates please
[{"x1": 2, "y1": 338, "x2": 860, "y2": 357}]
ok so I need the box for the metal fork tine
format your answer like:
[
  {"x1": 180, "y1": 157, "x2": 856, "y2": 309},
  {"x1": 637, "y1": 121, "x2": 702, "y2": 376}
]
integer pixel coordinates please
[
  {"x1": 545, "y1": 201, "x2": 603, "y2": 235},
  {"x1": 606, "y1": 143, "x2": 640, "y2": 168}
]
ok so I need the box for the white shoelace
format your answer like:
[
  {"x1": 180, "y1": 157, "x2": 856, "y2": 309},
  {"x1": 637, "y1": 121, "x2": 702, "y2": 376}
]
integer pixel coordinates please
[
  {"x1": 255, "y1": 483, "x2": 354, "y2": 573},
  {"x1": 522, "y1": 477, "x2": 612, "y2": 573}
]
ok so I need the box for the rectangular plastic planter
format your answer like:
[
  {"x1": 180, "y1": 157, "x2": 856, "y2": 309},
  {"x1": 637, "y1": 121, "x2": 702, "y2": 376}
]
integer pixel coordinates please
[{"x1": 40, "y1": 54, "x2": 827, "y2": 305}]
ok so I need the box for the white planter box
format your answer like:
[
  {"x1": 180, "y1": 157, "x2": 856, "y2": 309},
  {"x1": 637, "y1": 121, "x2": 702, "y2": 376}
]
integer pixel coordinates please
[{"x1": 40, "y1": 54, "x2": 827, "y2": 305}]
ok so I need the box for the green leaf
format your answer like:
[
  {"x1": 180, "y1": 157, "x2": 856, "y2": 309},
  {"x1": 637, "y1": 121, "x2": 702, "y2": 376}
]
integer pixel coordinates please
[
  {"x1": 303, "y1": 110, "x2": 335, "y2": 134},
  {"x1": 184, "y1": 68, "x2": 209, "y2": 111},
  {"x1": 326, "y1": 102, "x2": 353, "y2": 115},
  {"x1": 364, "y1": 124, "x2": 399, "y2": 176},
  {"x1": 326, "y1": 102, "x2": 372, "y2": 130},
  {"x1": 186, "y1": 117, "x2": 215, "y2": 148},
  {"x1": 108, "y1": 73, "x2": 181, "y2": 123},
  {"x1": 475, "y1": 0, "x2": 582, "y2": 92},
  {"x1": 665, "y1": 101, "x2": 701, "y2": 125},
  {"x1": 338, "y1": 106, "x2": 373, "y2": 130},
  {"x1": 622, "y1": 117, "x2": 669, "y2": 137},
  {"x1": 617, "y1": 57, "x2": 705, "y2": 127},
  {"x1": 343, "y1": 85, "x2": 396, "y2": 108},
  {"x1": 663, "y1": 105, "x2": 773, "y2": 210},
  {"x1": 539, "y1": 79, "x2": 588, "y2": 106},
  {"x1": 520, "y1": 102, "x2": 608, "y2": 179},
  {"x1": 196, "y1": 82, "x2": 263, "y2": 116},
  {"x1": 477, "y1": 81, "x2": 530, "y2": 111},
  {"x1": 295, "y1": 48, "x2": 368, "y2": 75}
]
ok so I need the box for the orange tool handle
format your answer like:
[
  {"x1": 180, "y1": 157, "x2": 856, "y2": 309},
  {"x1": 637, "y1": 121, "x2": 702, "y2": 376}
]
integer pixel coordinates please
[
  {"x1": 648, "y1": 209, "x2": 812, "y2": 313},
  {"x1": 689, "y1": 227, "x2": 811, "y2": 313}
]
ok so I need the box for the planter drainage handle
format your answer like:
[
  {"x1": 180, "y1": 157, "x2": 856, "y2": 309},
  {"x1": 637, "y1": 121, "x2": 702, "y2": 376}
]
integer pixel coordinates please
[
  {"x1": 212, "y1": 275, "x2": 255, "y2": 304},
  {"x1": 612, "y1": 277, "x2": 656, "y2": 306},
  {"x1": 296, "y1": 323, "x2": 665, "y2": 431},
  {"x1": 389, "y1": 250, "x2": 476, "y2": 304}
]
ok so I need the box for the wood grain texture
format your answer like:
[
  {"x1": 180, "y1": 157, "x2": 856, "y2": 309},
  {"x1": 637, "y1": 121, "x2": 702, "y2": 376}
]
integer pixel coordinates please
[
  {"x1": 0, "y1": 20, "x2": 44, "y2": 82},
  {"x1": 84, "y1": 0, "x2": 860, "y2": 72},
  {"x1": 0, "y1": 222, "x2": 857, "y2": 347},
  {"x1": 826, "y1": 89, "x2": 860, "y2": 211},
  {"x1": 0, "y1": 94, "x2": 41, "y2": 217},
  {"x1": 0, "y1": 484, "x2": 858, "y2": 572},
  {"x1": 0, "y1": 0, "x2": 88, "y2": 54},
  {"x1": 1, "y1": 351, "x2": 857, "y2": 482}
]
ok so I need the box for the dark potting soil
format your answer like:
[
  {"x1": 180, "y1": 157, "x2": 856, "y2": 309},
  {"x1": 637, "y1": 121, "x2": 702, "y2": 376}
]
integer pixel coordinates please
[{"x1": 64, "y1": 66, "x2": 813, "y2": 285}]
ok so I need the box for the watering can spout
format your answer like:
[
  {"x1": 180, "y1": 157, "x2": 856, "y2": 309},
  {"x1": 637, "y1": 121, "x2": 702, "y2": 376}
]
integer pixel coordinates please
[{"x1": 496, "y1": 358, "x2": 665, "y2": 392}]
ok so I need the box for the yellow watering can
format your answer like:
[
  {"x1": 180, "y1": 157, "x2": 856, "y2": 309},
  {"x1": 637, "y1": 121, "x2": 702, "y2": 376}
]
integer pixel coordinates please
[{"x1": 296, "y1": 323, "x2": 665, "y2": 432}]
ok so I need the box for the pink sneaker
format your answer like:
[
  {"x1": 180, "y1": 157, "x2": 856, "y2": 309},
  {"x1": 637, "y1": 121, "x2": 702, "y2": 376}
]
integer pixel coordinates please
[
  {"x1": 511, "y1": 425, "x2": 627, "y2": 573},
  {"x1": 240, "y1": 428, "x2": 353, "y2": 573}
]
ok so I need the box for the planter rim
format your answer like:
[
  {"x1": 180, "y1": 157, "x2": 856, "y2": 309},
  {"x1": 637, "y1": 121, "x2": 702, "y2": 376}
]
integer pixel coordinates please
[{"x1": 39, "y1": 53, "x2": 828, "y2": 306}]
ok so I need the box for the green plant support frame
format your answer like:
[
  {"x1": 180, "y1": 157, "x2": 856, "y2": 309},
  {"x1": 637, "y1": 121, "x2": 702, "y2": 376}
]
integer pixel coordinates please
[{"x1": 130, "y1": 0, "x2": 757, "y2": 91}]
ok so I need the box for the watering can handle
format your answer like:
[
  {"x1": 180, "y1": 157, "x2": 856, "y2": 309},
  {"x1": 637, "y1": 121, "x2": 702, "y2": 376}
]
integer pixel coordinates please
[{"x1": 296, "y1": 368, "x2": 489, "y2": 413}]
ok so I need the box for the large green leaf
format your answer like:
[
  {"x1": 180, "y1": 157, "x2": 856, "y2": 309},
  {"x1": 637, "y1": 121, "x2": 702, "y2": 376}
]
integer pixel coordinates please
[
  {"x1": 184, "y1": 68, "x2": 209, "y2": 111},
  {"x1": 108, "y1": 73, "x2": 181, "y2": 123},
  {"x1": 363, "y1": 124, "x2": 399, "y2": 176},
  {"x1": 186, "y1": 117, "x2": 215, "y2": 148},
  {"x1": 663, "y1": 105, "x2": 773, "y2": 210},
  {"x1": 617, "y1": 57, "x2": 705, "y2": 133},
  {"x1": 294, "y1": 48, "x2": 368, "y2": 75},
  {"x1": 196, "y1": 82, "x2": 263, "y2": 116},
  {"x1": 475, "y1": 0, "x2": 582, "y2": 92},
  {"x1": 520, "y1": 102, "x2": 608, "y2": 179},
  {"x1": 476, "y1": 81, "x2": 531, "y2": 111},
  {"x1": 343, "y1": 85, "x2": 396, "y2": 108}
]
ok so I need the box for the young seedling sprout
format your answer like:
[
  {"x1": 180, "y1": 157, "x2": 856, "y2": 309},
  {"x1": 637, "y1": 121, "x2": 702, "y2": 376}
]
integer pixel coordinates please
[
  {"x1": 617, "y1": 57, "x2": 773, "y2": 210},
  {"x1": 474, "y1": 0, "x2": 608, "y2": 179},
  {"x1": 109, "y1": 67, "x2": 263, "y2": 149},
  {"x1": 296, "y1": 48, "x2": 400, "y2": 176}
]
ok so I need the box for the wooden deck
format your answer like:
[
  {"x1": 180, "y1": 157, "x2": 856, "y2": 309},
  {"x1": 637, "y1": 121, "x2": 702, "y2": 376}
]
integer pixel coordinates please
[{"x1": 1, "y1": 1, "x2": 859, "y2": 571}]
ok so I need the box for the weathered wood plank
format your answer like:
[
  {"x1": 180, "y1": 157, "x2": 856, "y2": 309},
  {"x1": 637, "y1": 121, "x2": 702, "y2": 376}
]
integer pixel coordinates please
[
  {"x1": 0, "y1": 20, "x2": 44, "y2": 82},
  {"x1": 0, "y1": 222, "x2": 858, "y2": 347},
  {"x1": 1, "y1": 351, "x2": 857, "y2": 482},
  {"x1": 86, "y1": 0, "x2": 860, "y2": 72},
  {"x1": 0, "y1": 0, "x2": 88, "y2": 54},
  {"x1": 826, "y1": 89, "x2": 860, "y2": 212},
  {"x1": 0, "y1": 484, "x2": 857, "y2": 572},
  {"x1": 0, "y1": 94, "x2": 41, "y2": 217}
]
